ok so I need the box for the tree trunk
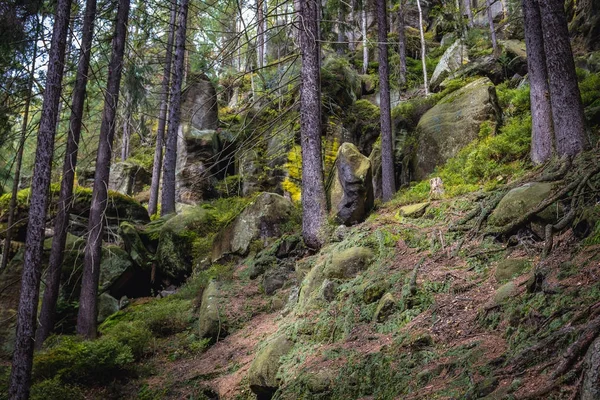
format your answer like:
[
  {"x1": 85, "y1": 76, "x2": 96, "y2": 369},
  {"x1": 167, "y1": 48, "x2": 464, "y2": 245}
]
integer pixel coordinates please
[
  {"x1": 263, "y1": 0, "x2": 268, "y2": 67},
  {"x1": 581, "y1": 335, "x2": 600, "y2": 400},
  {"x1": 298, "y1": 0, "x2": 327, "y2": 249},
  {"x1": 522, "y1": 0, "x2": 554, "y2": 164},
  {"x1": 0, "y1": 19, "x2": 40, "y2": 272},
  {"x1": 349, "y1": 0, "x2": 356, "y2": 51},
  {"x1": 377, "y1": 0, "x2": 395, "y2": 201},
  {"x1": 8, "y1": 0, "x2": 72, "y2": 397},
  {"x1": 148, "y1": 0, "x2": 177, "y2": 216},
  {"x1": 257, "y1": 0, "x2": 265, "y2": 68},
  {"x1": 161, "y1": 0, "x2": 190, "y2": 216},
  {"x1": 486, "y1": 0, "x2": 499, "y2": 56},
  {"x1": 464, "y1": 0, "x2": 474, "y2": 27},
  {"x1": 121, "y1": 110, "x2": 130, "y2": 160},
  {"x1": 76, "y1": 0, "x2": 130, "y2": 339},
  {"x1": 539, "y1": 0, "x2": 587, "y2": 157},
  {"x1": 398, "y1": 0, "x2": 406, "y2": 87},
  {"x1": 337, "y1": 6, "x2": 345, "y2": 55},
  {"x1": 362, "y1": 6, "x2": 368, "y2": 74},
  {"x1": 415, "y1": 0, "x2": 428, "y2": 95},
  {"x1": 35, "y1": 0, "x2": 98, "y2": 348}
]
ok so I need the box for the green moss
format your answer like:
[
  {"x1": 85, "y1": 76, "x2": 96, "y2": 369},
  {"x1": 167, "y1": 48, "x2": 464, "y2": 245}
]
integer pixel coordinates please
[
  {"x1": 321, "y1": 55, "x2": 361, "y2": 111},
  {"x1": 30, "y1": 377, "x2": 84, "y2": 400}
]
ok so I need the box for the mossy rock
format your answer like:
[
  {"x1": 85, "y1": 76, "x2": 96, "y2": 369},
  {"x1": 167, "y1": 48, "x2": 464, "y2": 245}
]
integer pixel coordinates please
[
  {"x1": 97, "y1": 293, "x2": 120, "y2": 323},
  {"x1": 324, "y1": 247, "x2": 374, "y2": 280},
  {"x1": 430, "y1": 40, "x2": 469, "y2": 90},
  {"x1": 156, "y1": 207, "x2": 214, "y2": 282},
  {"x1": 396, "y1": 202, "x2": 430, "y2": 219},
  {"x1": 485, "y1": 282, "x2": 518, "y2": 309},
  {"x1": 212, "y1": 192, "x2": 294, "y2": 261},
  {"x1": 108, "y1": 161, "x2": 150, "y2": 196},
  {"x1": 495, "y1": 259, "x2": 531, "y2": 282},
  {"x1": 415, "y1": 77, "x2": 501, "y2": 180},
  {"x1": 329, "y1": 143, "x2": 374, "y2": 226},
  {"x1": 373, "y1": 292, "x2": 397, "y2": 323},
  {"x1": 248, "y1": 334, "x2": 294, "y2": 398},
  {"x1": 119, "y1": 221, "x2": 152, "y2": 269},
  {"x1": 198, "y1": 280, "x2": 225, "y2": 341},
  {"x1": 488, "y1": 182, "x2": 562, "y2": 227},
  {"x1": 99, "y1": 245, "x2": 135, "y2": 293}
]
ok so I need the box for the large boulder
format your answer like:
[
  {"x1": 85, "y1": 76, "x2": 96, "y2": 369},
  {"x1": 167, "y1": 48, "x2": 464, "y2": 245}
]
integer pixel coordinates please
[
  {"x1": 430, "y1": 40, "x2": 469, "y2": 90},
  {"x1": 248, "y1": 334, "x2": 294, "y2": 399},
  {"x1": 329, "y1": 143, "x2": 374, "y2": 226},
  {"x1": 488, "y1": 182, "x2": 563, "y2": 227},
  {"x1": 414, "y1": 77, "x2": 501, "y2": 180},
  {"x1": 109, "y1": 161, "x2": 150, "y2": 196},
  {"x1": 324, "y1": 247, "x2": 374, "y2": 279},
  {"x1": 181, "y1": 73, "x2": 219, "y2": 131},
  {"x1": 212, "y1": 193, "x2": 294, "y2": 261},
  {"x1": 198, "y1": 280, "x2": 225, "y2": 341}
]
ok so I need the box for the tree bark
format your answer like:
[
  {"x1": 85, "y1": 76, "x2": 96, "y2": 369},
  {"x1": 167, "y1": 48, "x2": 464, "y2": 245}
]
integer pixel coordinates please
[
  {"x1": 298, "y1": 0, "x2": 327, "y2": 249},
  {"x1": 522, "y1": 0, "x2": 554, "y2": 164},
  {"x1": 121, "y1": 109, "x2": 130, "y2": 160},
  {"x1": 76, "y1": 0, "x2": 130, "y2": 339},
  {"x1": 0, "y1": 18, "x2": 40, "y2": 272},
  {"x1": 8, "y1": 0, "x2": 72, "y2": 396},
  {"x1": 539, "y1": 0, "x2": 588, "y2": 157},
  {"x1": 486, "y1": 0, "x2": 499, "y2": 56},
  {"x1": 377, "y1": 0, "x2": 395, "y2": 201},
  {"x1": 148, "y1": 0, "x2": 177, "y2": 216},
  {"x1": 397, "y1": 0, "x2": 406, "y2": 87},
  {"x1": 161, "y1": 0, "x2": 190, "y2": 216},
  {"x1": 35, "y1": 0, "x2": 98, "y2": 348},
  {"x1": 362, "y1": 5, "x2": 368, "y2": 74},
  {"x1": 415, "y1": 0, "x2": 428, "y2": 95},
  {"x1": 464, "y1": 0, "x2": 474, "y2": 28},
  {"x1": 257, "y1": 0, "x2": 265, "y2": 68}
]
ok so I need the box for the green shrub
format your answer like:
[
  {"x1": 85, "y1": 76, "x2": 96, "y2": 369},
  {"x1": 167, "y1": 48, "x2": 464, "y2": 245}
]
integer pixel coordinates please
[
  {"x1": 33, "y1": 336, "x2": 134, "y2": 385},
  {"x1": 578, "y1": 70, "x2": 600, "y2": 108},
  {"x1": 99, "y1": 320, "x2": 153, "y2": 359},
  {"x1": 30, "y1": 377, "x2": 84, "y2": 400}
]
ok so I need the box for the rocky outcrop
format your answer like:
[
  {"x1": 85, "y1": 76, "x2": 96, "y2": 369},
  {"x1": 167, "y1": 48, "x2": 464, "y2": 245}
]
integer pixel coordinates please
[
  {"x1": 430, "y1": 40, "x2": 469, "y2": 90},
  {"x1": 329, "y1": 143, "x2": 374, "y2": 225},
  {"x1": 415, "y1": 77, "x2": 501, "y2": 180},
  {"x1": 369, "y1": 142, "x2": 382, "y2": 200},
  {"x1": 109, "y1": 161, "x2": 150, "y2": 196},
  {"x1": 248, "y1": 334, "x2": 294, "y2": 399},
  {"x1": 488, "y1": 182, "x2": 563, "y2": 228},
  {"x1": 212, "y1": 192, "x2": 294, "y2": 261},
  {"x1": 181, "y1": 73, "x2": 218, "y2": 131},
  {"x1": 198, "y1": 280, "x2": 225, "y2": 341}
]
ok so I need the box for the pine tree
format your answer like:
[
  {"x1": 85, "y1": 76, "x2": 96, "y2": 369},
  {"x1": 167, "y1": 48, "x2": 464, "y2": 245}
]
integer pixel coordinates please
[
  {"x1": 8, "y1": 0, "x2": 72, "y2": 396},
  {"x1": 76, "y1": 0, "x2": 131, "y2": 339},
  {"x1": 298, "y1": 0, "x2": 327, "y2": 248}
]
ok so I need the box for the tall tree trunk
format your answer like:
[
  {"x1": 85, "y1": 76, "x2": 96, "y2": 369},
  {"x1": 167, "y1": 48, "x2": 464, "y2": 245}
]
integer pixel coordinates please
[
  {"x1": 76, "y1": 0, "x2": 130, "y2": 339},
  {"x1": 35, "y1": 0, "x2": 98, "y2": 348},
  {"x1": 539, "y1": 0, "x2": 587, "y2": 157},
  {"x1": 0, "y1": 19, "x2": 40, "y2": 272},
  {"x1": 298, "y1": 0, "x2": 327, "y2": 249},
  {"x1": 486, "y1": 0, "x2": 499, "y2": 56},
  {"x1": 257, "y1": 0, "x2": 265, "y2": 68},
  {"x1": 263, "y1": 0, "x2": 268, "y2": 67},
  {"x1": 148, "y1": 0, "x2": 177, "y2": 216},
  {"x1": 522, "y1": 0, "x2": 554, "y2": 164},
  {"x1": 337, "y1": 6, "x2": 345, "y2": 55},
  {"x1": 349, "y1": 0, "x2": 356, "y2": 51},
  {"x1": 8, "y1": 0, "x2": 72, "y2": 396},
  {"x1": 415, "y1": 0, "x2": 428, "y2": 95},
  {"x1": 464, "y1": 0, "x2": 474, "y2": 28},
  {"x1": 161, "y1": 0, "x2": 190, "y2": 216},
  {"x1": 121, "y1": 109, "x2": 130, "y2": 160},
  {"x1": 398, "y1": 0, "x2": 406, "y2": 87},
  {"x1": 362, "y1": 5, "x2": 368, "y2": 74},
  {"x1": 377, "y1": 0, "x2": 395, "y2": 201}
]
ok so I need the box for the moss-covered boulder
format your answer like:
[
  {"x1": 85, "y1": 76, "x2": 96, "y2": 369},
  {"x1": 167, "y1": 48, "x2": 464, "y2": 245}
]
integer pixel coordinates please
[
  {"x1": 485, "y1": 281, "x2": 518, "y2": 309},
  {"x1": 99, "y1": 245, "x2": 136, "y2": 295},
  {"x1": 488, "y1": 182, "x2": 562, "y2": 227},
  {"x1": 156, "y1": 207, "x2": 214, "y2": 282},
  {"x1": 369, "y1": 141, "x2": 382, "y2": 200},
  {"x1": 396, "y1": 202, "x2": 430, "y2": 219},
  {"x1": 329, "y1": 143, "x2": 374, "y2": 226},
  {"x1": 374, "y1": 292, "x2": 397, "y2": 322},
  {"x1": 430, "y1": 40, "x2": 469, "y2": 90},
  {"x1": 97, "y1": 293, "x2": 120, "y2": 323},
  {"x1": 108, "y1": 161, "x2": 150, "y2": 196},
  {"x1": 212, "y1": 192, "x2": 294, "y2": 261},
  {"x1": 248, "y1": 334, "x2": 294, "y2": 399},
  {"x1": 415, "y1": 77, "x2": 501, "y2": 180},
  {"x1": 495, "y1": 259, "x2": 531, "y2": 282},
  {"x1": 324, "y1": 247, "x2": 374, "y2": 279},
  {"x1": 198, "y1": 280, "x2": 225, "y2": 341},
  {"x1": 119, "y1": 221, "x2": 153, "y2": 270}
]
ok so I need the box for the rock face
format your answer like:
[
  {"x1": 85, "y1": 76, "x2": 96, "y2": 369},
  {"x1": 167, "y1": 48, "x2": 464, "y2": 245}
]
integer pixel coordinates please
[
  {"x1": 248, "y1": 334, "x2": 293, "y2": 399},
  {"x1": 369, "y1": 142, "x2": 382, "y2": 200},
  {"x1": 109, "y1": 161, "x2": 150, "y2": 196},
  {"x1": 324, "y1": 247, "x2": 374, "y2": 279},
  {"x1": 212, "y1": 192, "x2": 294, "y2": 261},
  {"x1": 329, "y1": 143, "x2": 374, "y2": 226},
  {"x1": 198, "y1": 280, "x2": 225, "y2": 341},
  {"x1": 430, "y1": 40, "x2": 469, "y2": 90},
  {"x1": 415, "y1": 77, "x2": 501, "y2": 180},
  {"x1": 488, "y1": 182, "x2": 562, "y2": 227},
  {"x1": 176, "y1": 74, "x2": 221, "y2": 204}
]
